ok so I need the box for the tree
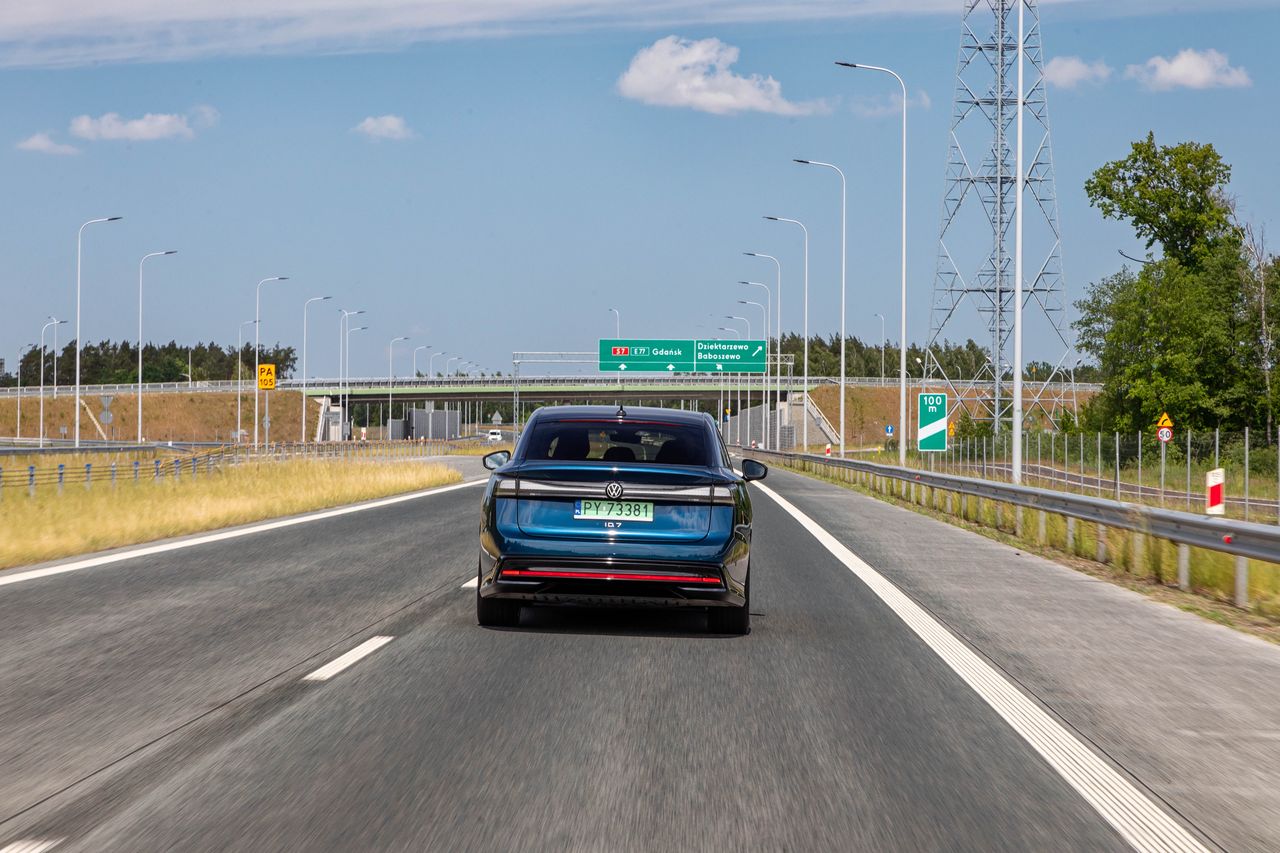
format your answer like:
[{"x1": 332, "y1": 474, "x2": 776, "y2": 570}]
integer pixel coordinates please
[
  {"x1": 1074, "y1": 246, "x2": 1254, "y2": 433},
  {"x1": 1084, "y1": 132, "x2": 1237, "y2": 267}
]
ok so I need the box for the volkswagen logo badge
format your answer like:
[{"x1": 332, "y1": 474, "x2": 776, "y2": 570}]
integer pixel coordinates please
[{"x1": 605, "y1": 482, "x2": 624, "y2": 500}]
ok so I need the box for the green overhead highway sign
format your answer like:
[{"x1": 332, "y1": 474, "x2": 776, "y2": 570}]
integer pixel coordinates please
[{"x1": 599, "y1": 339, "x2": 766, "y2": 374}]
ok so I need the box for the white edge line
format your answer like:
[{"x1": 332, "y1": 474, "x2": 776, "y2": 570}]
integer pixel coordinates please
[
  {"x1": 0, "y1": 840, "x2": 64, "y2": 853},
  {"x1": 461, "y1": 577, "x2": 478, "y2": 589},
  {"x1": 0, "y1": 479, "x2": 486, "y2": 590},
  {"x1": 752, "y1": 480, "x2": 1207, "y2": 853},
  {"x1": 302, "y1": 636, "x2": 394, "y2": 682}
]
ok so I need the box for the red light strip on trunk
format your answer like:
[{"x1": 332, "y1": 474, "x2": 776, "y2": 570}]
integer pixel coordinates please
[{"x1": 501, "y1": 569, "x2": 721, "y2": 584}]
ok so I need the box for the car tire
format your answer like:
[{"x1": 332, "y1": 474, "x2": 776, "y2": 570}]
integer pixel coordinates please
[
  {"x1": 708, "y1": 574, "x2": 750, "y2": 635},
  {"x1": 476, "y1": 566, "x2": 521, "y2": 627}
]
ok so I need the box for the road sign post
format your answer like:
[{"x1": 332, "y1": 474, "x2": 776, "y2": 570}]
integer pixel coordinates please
[
  {"x1": 1206, "y1": 468, "x2": 1225, "y2": 516},
  {"x1": 258, "y1": 364, "x2": 277, "y2": 391},
  {"x1": 917, "y1": 392, "x2": 948, "y2": 453}
]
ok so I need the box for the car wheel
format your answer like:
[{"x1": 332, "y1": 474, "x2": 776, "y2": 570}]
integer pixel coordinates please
[
  {"x1": 708, "y1": 574, "x2": 750, "y2": 635},
  {"x1": 476, "y1": 567, "x2": 521, "y2": 627}
]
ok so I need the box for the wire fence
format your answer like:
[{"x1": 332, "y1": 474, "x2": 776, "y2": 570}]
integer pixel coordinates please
[
  {"x1": 877, "y1": 427, "x2": 1280, "y2": 523},
  {"x1": 0, "y1": 439, "x2": 464, "y2": 500}
]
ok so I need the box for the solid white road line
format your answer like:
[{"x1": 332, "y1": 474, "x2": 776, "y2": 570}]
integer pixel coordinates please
[
  {"x1": 0, "y1": 840, "x2": 63, "y2": 853},
  {"x1": 461, "y1": 577, "x2": 478, "y2": 589},
  {"x1": 753, "y1": 481, "x2": 1208, "y2": 853},
  {"x1": 302, "y1": 636, "x2": 395, "y2": 682},
  {"x1": 0, "y1": 479, "x2": 485, "y2": 590}
]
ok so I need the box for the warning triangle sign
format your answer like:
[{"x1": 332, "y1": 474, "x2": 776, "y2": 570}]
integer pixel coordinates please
[{"x1": 1156, "y1": 412, "x2": 1174, "y2": 428}]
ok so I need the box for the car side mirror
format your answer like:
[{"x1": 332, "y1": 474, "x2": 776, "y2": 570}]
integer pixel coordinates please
[
  {"x1": 483, "y1": 450, "x2": 512, "y2": 470},
  {"x1": 740, "y1": 459, "x2": 768, "y2": 482}
]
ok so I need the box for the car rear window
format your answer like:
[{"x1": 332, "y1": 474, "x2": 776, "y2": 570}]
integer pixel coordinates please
[{"x1": 520, "y1": 420, "x2": 713, "y2": 466}]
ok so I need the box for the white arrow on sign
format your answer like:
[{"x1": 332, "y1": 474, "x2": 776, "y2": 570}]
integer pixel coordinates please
[
  {"x1": 751, "y1": 346, "x2": 762, "y2": 357},
  {"x1": 666, "y1": 364, "x2": 675, "y2": 371},
  {"x1": 618, "y1": 364, "x2": 627, "y2": 371}
]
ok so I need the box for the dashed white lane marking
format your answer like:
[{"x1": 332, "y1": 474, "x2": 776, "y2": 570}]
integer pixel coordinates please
[
  {"x1": 461, "y1": 577, "x2": 478, "y2": 589},
  {"x1": 753, "y1": 480, "x2": 1208, "y2": 853},
  {"x1": 1, "y1": 840, "x2": 63, "y2": 853},
  {"x1": 302, "y1": 636, "x2": 395, "y2": 682},
  {"x1": 0, "y1": 479, "x2": 485, "y2": 590}
]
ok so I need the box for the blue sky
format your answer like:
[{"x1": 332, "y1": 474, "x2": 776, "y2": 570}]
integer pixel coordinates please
[{"x1": 3, "y1": 0, "x2": 1278, "y2": 379}]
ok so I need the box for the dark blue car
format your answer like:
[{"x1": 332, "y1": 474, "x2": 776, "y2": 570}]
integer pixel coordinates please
[{"x1": 477, "y1": 405, "x2": 767, "y2": 633}]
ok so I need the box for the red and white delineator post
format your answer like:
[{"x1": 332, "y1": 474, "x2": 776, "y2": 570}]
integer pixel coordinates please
[{"x1": 1206, "y1": 468, "x2": 1226, "y2": 516}]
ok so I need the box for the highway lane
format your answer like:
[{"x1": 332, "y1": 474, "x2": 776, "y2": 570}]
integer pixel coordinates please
[
  {"x1": 0, "y1": 468, "x2": 1160, "y2": 851},
  {"x1": 0, "y1": 460, "x2": 486, "y2": 822}
]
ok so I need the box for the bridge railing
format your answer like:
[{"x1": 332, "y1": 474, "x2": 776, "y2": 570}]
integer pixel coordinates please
[
  {"x1": 743, "y1": 447, "x2": 1280, "y2": 613},
  {"x1": 0, "y1": 376, "x2": 1103, "y2": 397}
]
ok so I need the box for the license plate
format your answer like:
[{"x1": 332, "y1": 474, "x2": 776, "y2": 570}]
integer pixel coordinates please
[{"x1": 574, "y1": 500, "x2": 654, "y2": 522}]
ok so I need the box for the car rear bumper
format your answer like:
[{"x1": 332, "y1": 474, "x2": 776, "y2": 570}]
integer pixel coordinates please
[{"x1": 480, "y1": 556, "x2": 746, "y2": 608}]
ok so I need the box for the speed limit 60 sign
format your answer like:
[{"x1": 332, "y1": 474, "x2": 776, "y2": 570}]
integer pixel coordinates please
[{"x1": 258, "y1": 363, "x2": 277, "y2": 390}]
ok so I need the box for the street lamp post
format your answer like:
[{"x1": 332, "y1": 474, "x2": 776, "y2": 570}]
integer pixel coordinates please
[
  {"x1": 836, "y1": 61, "x2": 909, "y2": 465},
  {"x1": 388, "y1": 336, "x2": 409, "y2": 439},
  {"x1": 726, "y1": 316, "x2": 751, "y2": 446},
  {"x1": 1012, "y1": 6, "x2": 1026, "y2": 483},
  {"x1": 74, "y1": 216, "x2": 122, "y2": 447},
  {"x1": 338, "y1": 309, "x2": 365, "y2": 438},
  {"x1": 237, "y1": 319, "x2": 257, "y2": 444},
  {"x1": 301, "y1": 295, "x2": 332, "y2": 442},
  {"x1": 428, "y1": 351, "x2": 446, "y2": 441},
  {"x1": 737, "y1": 283, "x2": 771, "y2": 450},
  {"x1": 764, "y1": 216, "x2": 809, "y2": 449},
  {"x1": 413, "y1": 345, "x2": 431, "y2": 378},
  {"x1": 39, "y1": 317, "x2": 66, "y2": 448},
  {"x1": 254, "y1": 276, "x2": 289, "y2": 448},
  {"x1": 718, "y1": 326, "x2": 743, "y2": 444},
  {"x1": 874, "y1": 313, "x2": 886, "y2": 386},
  {"x1": 608, "y1": 308, "x2": 621, "y2": 337},
  {"x1": 345, "y1": 325, "x2": 367, "y2": 436},
  {"x1": 745, "y1": 252, "x2": 782, "y2": 448},
  {"x1": 137, "y1": 250, "x2": 177, "y2": 443},
  {"x1": 795, "y1": 159, "x2": 847, "y2": 457}
]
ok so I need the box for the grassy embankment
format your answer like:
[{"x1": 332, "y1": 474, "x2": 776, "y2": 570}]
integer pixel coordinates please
[
  {"x1": 0, "y1": 458, "x2": 461, "y2": 570},
  {"x1": 0, "y1": 391, "x2": 304, "y2": 444}
]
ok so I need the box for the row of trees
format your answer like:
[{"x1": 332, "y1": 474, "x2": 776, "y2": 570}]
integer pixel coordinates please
[
  {"x1": 768, "y1": 334, "x2": 1099, "y2": 384},
  {"x1": 1075, "y1": 132, "x2": 1278, "y2": 435},
  {"x1": 0, "y1": 340, "x2": 297, "y2": 387}
]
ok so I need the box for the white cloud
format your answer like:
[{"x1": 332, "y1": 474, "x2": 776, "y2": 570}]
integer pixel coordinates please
[
  {"x1": 15, "y1": 131, "x2": 79, "y2": 155},
  {"x1": 0, "y1": 2, "x2": 1269, "y2": 68},
  {"x1": 617, "y1": 35, "x2": 827, "y2": 117},
  {"x1": 70, "y1": 110, "x2": 194, "y2": 141},
  {"x1": 1124, "y1": 48, "x2": 1251, "y2": 91},
  {"x1": 353, "y1": 114, "x2": 414, "y2": 140},
  {"x1": 850, "y1": 89, "x2": 931, "y2": 118},
  {"x1": 1044, "y1": 56, "x2": 1112, "y2": 89},
  {"x1": 190, "y1": 104, "x2": 220, "y2": 127}
]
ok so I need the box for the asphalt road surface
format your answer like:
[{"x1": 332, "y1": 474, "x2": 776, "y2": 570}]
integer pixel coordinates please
[{"x1": 1, "y1": 459, "x2": 1276, "y2": 851}]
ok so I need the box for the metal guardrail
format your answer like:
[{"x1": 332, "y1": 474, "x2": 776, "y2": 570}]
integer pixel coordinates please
[
  {"x1": 0, "y1": 439, "x2": 466, "y2": 497},
  {"x1": 744, "y1": 449, "x2": 1280, "y2": 566}
]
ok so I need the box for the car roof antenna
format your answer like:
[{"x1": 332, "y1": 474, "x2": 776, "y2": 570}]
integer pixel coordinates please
[{"x1": 615, "y1": 402, "x2": 626, "y2": 419}]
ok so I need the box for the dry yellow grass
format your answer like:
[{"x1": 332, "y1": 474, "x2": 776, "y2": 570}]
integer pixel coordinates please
[{"x1": 0, "y1": 458, "x2": 461, "y2": 570}]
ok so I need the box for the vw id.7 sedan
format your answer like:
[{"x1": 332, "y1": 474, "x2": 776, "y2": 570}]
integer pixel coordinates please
[{"x1": 477, "y1": 405, "x2": 766, "y2": 633}]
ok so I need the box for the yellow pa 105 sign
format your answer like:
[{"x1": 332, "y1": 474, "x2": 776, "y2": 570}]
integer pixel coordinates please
[{"x1": 258, "y1": 364, "x2": 277, "y2": 390}]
